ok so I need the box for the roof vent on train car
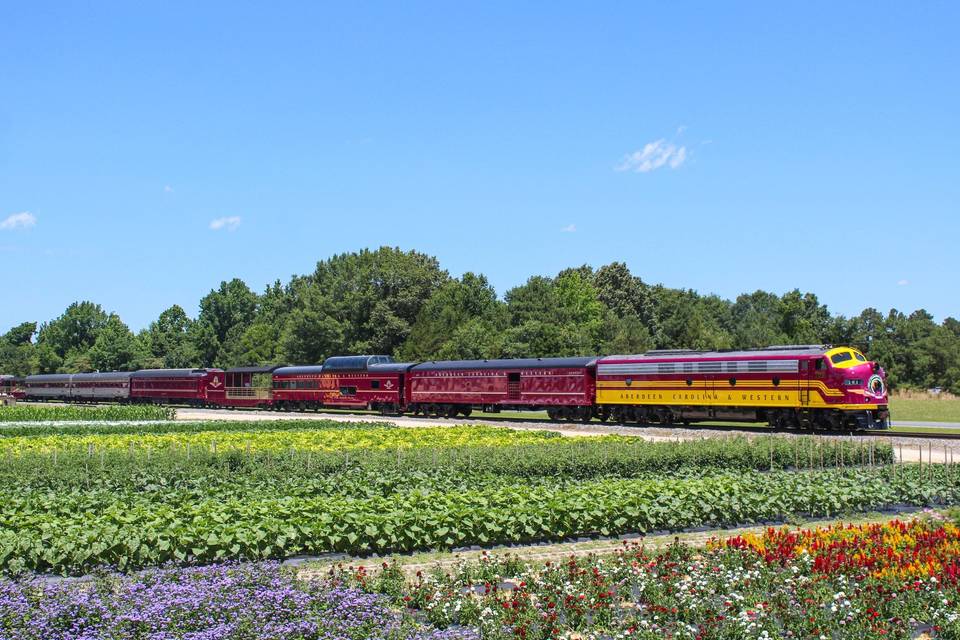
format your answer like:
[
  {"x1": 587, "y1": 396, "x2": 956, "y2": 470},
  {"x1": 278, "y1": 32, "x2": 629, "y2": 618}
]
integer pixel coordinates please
[
  {"x1": 749, "y1": 345, "x2": 832, "y2": 352},
  {"x1": 643, "y1": 349, "x2": 703, "y2": 355},
  {"x1": 321, "y1": 355, "x2": 394, "y2": 372}
]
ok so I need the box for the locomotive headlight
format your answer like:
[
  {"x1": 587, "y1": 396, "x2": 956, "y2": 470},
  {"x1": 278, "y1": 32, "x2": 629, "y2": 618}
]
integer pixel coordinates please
[{"x1": 867, "y1": 374, "x2": 885, "y2": 396}]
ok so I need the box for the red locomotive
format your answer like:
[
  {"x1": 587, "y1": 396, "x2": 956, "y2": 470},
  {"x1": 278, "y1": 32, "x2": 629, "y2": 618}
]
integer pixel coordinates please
[{"x1": 595, "y1": 345, "x2": 889, "y2": 429}]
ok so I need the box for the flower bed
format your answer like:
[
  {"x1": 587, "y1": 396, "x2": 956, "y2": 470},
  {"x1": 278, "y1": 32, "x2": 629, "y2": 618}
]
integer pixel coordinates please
[
  {"x1": 716, "y1": 518, "x2": 960, "y2": 582},
  {"x1": 0, "y1": 562, "x2": 476, "y2": 640},
  {"x1": 340, "y1": 519, "x2": 960, "y2": 640}
]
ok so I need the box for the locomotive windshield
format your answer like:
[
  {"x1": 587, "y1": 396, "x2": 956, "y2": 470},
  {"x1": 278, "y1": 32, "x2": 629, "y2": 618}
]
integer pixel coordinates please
[
  {"x1": 827, "y1": 348, "x2": 868, "y2": 367},
  {"x1": 830, "y1": 351, "x2": 853, "y2": 365}
]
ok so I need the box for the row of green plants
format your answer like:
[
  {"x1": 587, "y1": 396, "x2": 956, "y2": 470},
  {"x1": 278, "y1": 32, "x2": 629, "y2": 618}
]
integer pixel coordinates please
[
  {"x1": 0, "y1": 423, "x2": 559, "y2": 453},
  {"x1": 0, "y1": 417, "x2": 386, "y2": 437},
  {"x1": 1, "y1": 465, "x2": 957, "y2": 575},
  {"x1": 0, "y1": 433, "x2": 893, "y2": 490},
  {"x1": 0, "y1": 403, "x2": 175, "y2": 422}
]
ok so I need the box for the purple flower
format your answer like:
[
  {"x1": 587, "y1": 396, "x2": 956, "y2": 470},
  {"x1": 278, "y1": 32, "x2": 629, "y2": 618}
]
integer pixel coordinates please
[{"x1": 0, "y1": 563, "x2": 478, "y2": 640}]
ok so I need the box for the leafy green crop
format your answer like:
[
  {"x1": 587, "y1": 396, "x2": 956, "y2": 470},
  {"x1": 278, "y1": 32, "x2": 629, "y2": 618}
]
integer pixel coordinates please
[
  {"x1": 0, "y1": 431, "x2": 891, "y2": 491},
  {"x1": 0, "y1": 404, "x2": 175, "y2": 423},
  {"x1": 0, "y1": 465, "x2": 954, "y2": 575},
  {"x1": 0, "y1": 419, "x2": 907, "y2": 577}
]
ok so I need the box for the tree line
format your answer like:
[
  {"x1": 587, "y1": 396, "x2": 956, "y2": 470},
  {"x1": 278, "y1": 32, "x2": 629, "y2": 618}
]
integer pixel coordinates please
[{"x1": 1, "y1": 247, "x2": 958, "y2": 393}]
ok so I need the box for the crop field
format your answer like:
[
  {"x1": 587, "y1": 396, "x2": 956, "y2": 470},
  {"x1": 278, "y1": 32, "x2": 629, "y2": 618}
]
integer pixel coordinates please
[
  {"x1": 0, "y1": 418, "x2": 958, "y2": 639},
  {"x1": 0, "y1": 403, "x2": 175, "y2": 422},
  {"x1": 0, "y1": 420, "x2": 952, "y2": 576}
]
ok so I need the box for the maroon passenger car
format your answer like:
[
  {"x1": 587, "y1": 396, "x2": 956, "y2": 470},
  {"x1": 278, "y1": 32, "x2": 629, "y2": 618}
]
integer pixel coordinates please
[
  {"x1": 0, "y1": 375, "x2": 24, "y2": 400},
  {"x1": 406, "y1": 357, "x2": 597, "y2": 419},
  {"x1": 271, "y1": 356, "x2": 412, "y2": 413},
  {"x1": 130, "y1": 368, "x2": 226, "y2": 406}
]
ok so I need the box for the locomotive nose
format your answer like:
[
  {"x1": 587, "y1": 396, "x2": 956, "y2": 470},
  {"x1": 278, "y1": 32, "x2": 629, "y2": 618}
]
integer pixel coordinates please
[{"x1": 866, "y1": 366, "x2": 887, "y2": 397}]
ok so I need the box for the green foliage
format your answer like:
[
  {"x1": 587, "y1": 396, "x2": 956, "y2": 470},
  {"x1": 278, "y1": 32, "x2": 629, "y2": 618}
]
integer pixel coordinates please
[
  {"x1": 35, "y1": 302, "x2": 110, "y2": 372},
  {"x1": 281, "y1": 247, "x2": 448, "y2": 364},
  {"x1": 143, "y1": 305, "x2": 197, "y2": 368},
  {"x1": 0, "y1": 322, "x2": 36, "y2": 377},
  {"x1": 399, "y1": 273, "x2": 505, "y2": 360},
  {"x1": 0, "y1": 422, "x2": 905, "y2": 576},
  {"x1": 196, "y1": 278, "x2": 259, "y2": 366},
  {"x1": 0, "y1": 404, "x2": 175, "y2": 423},
  {"x1": 0, "y1": 464, "x2": 951, "y2": 575},
  {"x1": 2, "y1": 249, "x2": 958, "y2": 392},
  {"x1": 87, "y1": 314, "x2": 145, "y2": 372},
  {"x1": 653, "y1": 287, "x2": 732, "y2": 350}
]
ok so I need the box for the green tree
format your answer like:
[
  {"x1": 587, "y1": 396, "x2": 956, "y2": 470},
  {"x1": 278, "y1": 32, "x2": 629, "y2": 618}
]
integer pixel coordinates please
[
  {"x1": 144, "y1": 305, "x2": 197, "y2": 368},
  {"x1": 593, "y1": 262, "x2": 658, "y2": 337},
  {"x1": 729, "y1": 291, "x2": 787, "y2": 348},
  {"x1": 196, "y1": 279, "x2": 258, "y2": 365},
  {"x1": 777, "y1": 290, "x2": 831, "y2": 344},
  {"x1": 0, "y1": 322, "x2": 37, "y2": 376},
  {"x1": 599, "y1": 313, "x2": 654, "y2": 355},
  {"x1": 651, "y1": 287, "x2": 733, "y2": 350},
  {"x1": 502, "y1": 271, "x2": 606, "y2": 356},
  {"x1": 291, "y1": 247, "x2": 448, "y2": 358},
  {"x1": 400, "y1": 272, "x2": 503, "y2": 360},
  {"x1": 87, "y1": 314, "x2": 145, "y2": 371},
  {"x1": 281, "y1": 285, "x2": 346, "y2": 364},
  {"x1": 36, "y1": 301, "x2": 110, "y2": 367}
]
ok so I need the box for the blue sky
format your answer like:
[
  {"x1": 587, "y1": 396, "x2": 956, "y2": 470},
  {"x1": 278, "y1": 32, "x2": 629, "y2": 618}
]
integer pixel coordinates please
[{"x1": 2, "y1": 2, "x2": 958, "y2": 333}]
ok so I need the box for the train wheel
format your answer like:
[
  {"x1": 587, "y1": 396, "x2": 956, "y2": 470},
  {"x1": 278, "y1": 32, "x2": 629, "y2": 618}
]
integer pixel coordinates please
[
  {"x1": 580, "y1": 407, "x2": 592, "y2": 423},
  {"x1": 546, "y1": 407, "x2": 559, "y2": 421},
  {"x1": 445, "y1": 405, "x2": 458, "y2": 419},
  {"x1": 460, "y1": 407, "x2": 473, "y2": 417}
]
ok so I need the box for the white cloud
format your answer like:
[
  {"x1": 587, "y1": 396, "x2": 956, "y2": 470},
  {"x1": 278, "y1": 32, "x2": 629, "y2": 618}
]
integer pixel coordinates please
[
  {"x1": 897, "y1": 279, "x2": 909, "y2": 286},
  {"x1": 616, "y1": 139, "x2": 688, "y2": 173},
  {"x1": 209, "y1": 216, "x2": 241, "y2": 231},
  {"x1": 0, "y1": 212, "x2": 36, "y2": 230},
  {"x1": 164, "y1": 185, "x2": 174, "y2": 193},
  {"x1": 676, "y1": 125, "x2": 688, "y2": 135},
  {"x1": 560, "y1": 224, "x2": 577, "y2": 233}
]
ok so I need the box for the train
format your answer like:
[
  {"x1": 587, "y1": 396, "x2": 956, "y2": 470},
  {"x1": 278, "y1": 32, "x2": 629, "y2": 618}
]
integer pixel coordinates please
[{"x1": 3, "y1": 344, "x2": 891, "y2": 430}]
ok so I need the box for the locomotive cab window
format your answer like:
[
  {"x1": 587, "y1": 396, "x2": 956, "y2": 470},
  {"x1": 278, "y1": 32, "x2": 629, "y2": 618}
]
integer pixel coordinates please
[{"x1": 830, "y1": 351, "x2": 853, "y2": 365}]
